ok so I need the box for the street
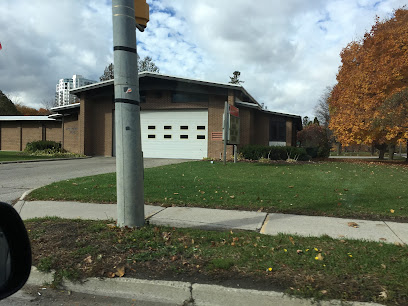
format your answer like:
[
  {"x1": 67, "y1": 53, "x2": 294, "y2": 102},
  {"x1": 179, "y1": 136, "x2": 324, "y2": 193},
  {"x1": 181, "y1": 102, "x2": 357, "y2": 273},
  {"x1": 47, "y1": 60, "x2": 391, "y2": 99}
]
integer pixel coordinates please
[{"x1": 0, "y1": 157, "x2": 188, "y2": 204}]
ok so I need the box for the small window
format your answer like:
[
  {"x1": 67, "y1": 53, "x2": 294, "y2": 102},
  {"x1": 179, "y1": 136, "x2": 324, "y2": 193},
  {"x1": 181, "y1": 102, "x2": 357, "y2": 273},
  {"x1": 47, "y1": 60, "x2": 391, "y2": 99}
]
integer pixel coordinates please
[
  {"x1": 180, "y1": 126, "x2": 188, "y2": 130},
  {"x1": 197, "y1": 126, "x2": 206, "y2": 130},
  {"x1": 197, "y1": 135, "x2": 206, "y2": 139},
  {"x1": 164, "y1": 126, "x2": 172, "y2": 130},
  {"x1": 180, "y1": 135, "x2": 188, "y2": 139},
  {"x1": 148, "y1": 126, "x2": 155, "y2": 130},
  {"x1": 164, "y1": 135, "x2": 172, "y2": 139},
  {"x1": 148, "y1": 135, "x2": 155, "y2": 139}
]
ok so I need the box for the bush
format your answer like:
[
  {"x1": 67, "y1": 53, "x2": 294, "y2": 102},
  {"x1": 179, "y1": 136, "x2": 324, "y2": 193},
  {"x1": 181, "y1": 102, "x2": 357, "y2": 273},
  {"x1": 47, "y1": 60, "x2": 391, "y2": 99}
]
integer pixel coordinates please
[
  {"x1": 297, "y1": 125, "x2": 331, "y2": 158},
  {"x1": 239, "y1": 145, "x2": 310, "y2": 161},
  {"x1": 24, "y1": 140, "x2": 62, "y2": 154}
]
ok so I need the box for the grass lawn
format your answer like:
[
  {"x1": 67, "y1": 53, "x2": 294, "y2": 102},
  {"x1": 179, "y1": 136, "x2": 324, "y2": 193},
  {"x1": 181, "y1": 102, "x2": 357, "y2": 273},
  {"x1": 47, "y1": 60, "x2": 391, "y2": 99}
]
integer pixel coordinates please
[
  {"x1": 0, "y1": 151, "x2": 57, "y2": 162},
  {"x1": 25, "y1": 218, "x2": 408, "y2": 304},
  {"x1": 28, "y1": 160, "x2": 408, "y2": 221}
]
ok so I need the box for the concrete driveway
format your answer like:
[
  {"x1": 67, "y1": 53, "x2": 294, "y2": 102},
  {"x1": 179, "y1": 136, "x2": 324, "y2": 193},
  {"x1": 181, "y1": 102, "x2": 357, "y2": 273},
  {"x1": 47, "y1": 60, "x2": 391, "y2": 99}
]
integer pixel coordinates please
[{"x1": 0, "y1": 157, "x2": 189, "y2": 204}]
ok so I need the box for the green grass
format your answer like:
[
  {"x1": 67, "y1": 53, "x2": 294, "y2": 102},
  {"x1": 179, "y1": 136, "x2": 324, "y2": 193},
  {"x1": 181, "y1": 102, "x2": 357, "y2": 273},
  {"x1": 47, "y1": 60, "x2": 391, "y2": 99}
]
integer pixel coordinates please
[
  {"x1": 0, "y1": 151, "x2": 82, "y2": 162},
  {"x1": 0, "y1": 151, "x2": 56, "y2": 162},
  {"x1": 28, "y1": 161, "x2": 408, "y2": 221},
  {"x1": 25, "y1": 218, "x2": 408, "y2": 304}
]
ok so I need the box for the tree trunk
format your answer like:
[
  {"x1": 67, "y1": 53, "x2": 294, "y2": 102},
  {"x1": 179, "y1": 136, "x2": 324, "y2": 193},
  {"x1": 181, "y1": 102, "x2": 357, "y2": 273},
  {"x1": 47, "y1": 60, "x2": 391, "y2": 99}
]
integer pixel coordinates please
[
  {"x1": 388, "y1": 144, "x2": 395, "y2": 160},
  {"x1": 379, "y1": 149, "x2": 386, "y2": 160},
  {"x1": 336, "y1": 143, "x2": 342, "y2": 155},
  {"x1": 371, "y1": 144, "x2": 375, "y2": 156},
  {"x1": 406, "y1": 140, "x2": 408, "y2": 163}
]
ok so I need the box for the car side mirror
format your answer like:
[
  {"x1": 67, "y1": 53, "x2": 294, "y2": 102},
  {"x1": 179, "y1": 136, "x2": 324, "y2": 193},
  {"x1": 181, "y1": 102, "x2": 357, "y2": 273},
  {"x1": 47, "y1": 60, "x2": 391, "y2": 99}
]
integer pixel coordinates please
[{"x1": 0, "y1": 202, "x2": 32, "y2": 300}]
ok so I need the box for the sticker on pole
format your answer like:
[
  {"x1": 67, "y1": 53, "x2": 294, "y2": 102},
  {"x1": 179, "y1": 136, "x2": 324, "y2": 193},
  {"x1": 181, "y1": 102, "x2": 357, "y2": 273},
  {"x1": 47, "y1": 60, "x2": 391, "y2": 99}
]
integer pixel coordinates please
[{"x1": 126, "y1": 88, "x2": 132, "y2": 93}]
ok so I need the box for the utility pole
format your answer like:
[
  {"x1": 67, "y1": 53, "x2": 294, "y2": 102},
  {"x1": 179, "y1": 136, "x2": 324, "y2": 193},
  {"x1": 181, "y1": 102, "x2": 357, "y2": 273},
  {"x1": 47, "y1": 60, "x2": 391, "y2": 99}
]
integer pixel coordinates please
[{"x1": 112, "y1": 0, "x2": 144, "y2": 227}]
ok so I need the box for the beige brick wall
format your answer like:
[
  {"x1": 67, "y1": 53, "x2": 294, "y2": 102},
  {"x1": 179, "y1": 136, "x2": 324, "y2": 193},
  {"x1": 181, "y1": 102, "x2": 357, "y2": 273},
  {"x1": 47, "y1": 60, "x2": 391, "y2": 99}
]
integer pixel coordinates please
[
  {"x1": 45, "y1": 122, "x2": 62, "y2": 143},
  {"x1": 63, "y1": 115, "x2": 80, "y2": 154},
  {"x1": 0, "y1": 122, "x2": 21, "y2": 151},
  {"x1": 21, "y1": 122, "x2": 42, "y2": 150}
]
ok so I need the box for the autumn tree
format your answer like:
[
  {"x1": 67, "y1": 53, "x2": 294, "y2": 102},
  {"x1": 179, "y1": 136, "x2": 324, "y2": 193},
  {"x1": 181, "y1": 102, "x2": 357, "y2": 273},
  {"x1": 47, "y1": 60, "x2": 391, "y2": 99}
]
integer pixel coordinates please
[
  {"x1": 229, "y1": 71, "x2": 244, "y2": 84},
  {"x1": 15, "y1": 103, "x2": 50, "y2": 116},
  {"x1": 329, "y1": 9, "x2": 408, "y2": 159}
]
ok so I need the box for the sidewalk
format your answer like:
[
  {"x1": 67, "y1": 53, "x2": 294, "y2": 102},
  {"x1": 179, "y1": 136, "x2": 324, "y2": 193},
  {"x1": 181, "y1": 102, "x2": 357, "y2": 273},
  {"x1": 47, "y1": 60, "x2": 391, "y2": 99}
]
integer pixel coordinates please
[{"x1": 15, "y1": 199, "x2": 408, "y2": 245}]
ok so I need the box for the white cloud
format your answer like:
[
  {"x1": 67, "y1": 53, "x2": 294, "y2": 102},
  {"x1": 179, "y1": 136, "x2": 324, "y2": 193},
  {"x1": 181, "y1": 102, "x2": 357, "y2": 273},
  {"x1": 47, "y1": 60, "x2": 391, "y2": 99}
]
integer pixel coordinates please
[{"x1": 0, "y1": 0, "x2": 406, "y2": 117}]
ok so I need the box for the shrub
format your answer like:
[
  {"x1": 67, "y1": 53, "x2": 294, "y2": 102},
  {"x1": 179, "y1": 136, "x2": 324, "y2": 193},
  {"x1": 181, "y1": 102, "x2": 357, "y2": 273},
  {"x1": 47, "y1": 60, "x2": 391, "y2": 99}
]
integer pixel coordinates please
[
  {"x1": 239, "y1": 145, "x2": 310, "y2": 161},
  {"x1": 297, "y1": 125, "x2": 331, "y2": 158},
  {"x1": 25, "y1": 140, "x2": 62, "y2": 154}
]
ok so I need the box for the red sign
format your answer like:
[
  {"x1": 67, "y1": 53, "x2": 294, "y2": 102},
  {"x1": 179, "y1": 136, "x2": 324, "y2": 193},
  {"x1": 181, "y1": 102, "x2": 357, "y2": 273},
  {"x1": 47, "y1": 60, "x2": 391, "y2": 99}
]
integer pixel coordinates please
[{"x1": 229, "y1": 105, "x2": 239, "y2": 117}]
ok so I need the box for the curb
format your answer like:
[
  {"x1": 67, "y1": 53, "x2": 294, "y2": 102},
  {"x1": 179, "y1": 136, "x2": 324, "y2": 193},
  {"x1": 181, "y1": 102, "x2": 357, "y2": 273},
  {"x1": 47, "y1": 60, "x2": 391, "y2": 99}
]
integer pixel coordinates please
[
  {"x1": 0, "y1": 156, "x2": 92, "y2": 165},
  {"x1": 26, "y1": 268, "x2": 381, "y2": 306}
]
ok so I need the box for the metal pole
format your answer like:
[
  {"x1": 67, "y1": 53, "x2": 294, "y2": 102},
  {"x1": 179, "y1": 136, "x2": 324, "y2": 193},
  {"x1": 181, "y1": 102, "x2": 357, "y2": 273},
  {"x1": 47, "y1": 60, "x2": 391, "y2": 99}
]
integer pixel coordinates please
[
  {"x1": 112, "y1": 0, "x2": 144, "y2": 227},
  {"x1": 223, "y1": 102, "x2": 228, "y2": 165},
  {"x1": 234, "y1": 145, "x2": 237, "y2": 163}
]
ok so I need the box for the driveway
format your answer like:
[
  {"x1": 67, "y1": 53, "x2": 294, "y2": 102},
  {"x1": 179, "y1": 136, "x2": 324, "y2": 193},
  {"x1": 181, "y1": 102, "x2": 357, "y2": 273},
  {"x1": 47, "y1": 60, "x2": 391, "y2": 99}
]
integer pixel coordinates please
[{"x1": 0, "y1": 157, "x2": 189, "y2": 204}]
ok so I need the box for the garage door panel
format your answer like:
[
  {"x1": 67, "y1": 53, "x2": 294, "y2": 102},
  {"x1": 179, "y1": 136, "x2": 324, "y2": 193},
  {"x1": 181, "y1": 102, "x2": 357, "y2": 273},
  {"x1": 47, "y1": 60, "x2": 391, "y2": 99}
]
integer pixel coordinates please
[{"x1": 141, "y1": 110, "x2": 208, "y2": 159}]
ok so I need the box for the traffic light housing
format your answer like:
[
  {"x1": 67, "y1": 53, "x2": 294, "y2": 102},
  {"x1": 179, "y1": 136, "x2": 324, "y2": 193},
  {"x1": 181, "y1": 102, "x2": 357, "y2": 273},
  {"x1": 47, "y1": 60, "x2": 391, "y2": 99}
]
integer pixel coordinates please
[{"x1": 134, "y1": 0, "x2": 149, "y2": 31}]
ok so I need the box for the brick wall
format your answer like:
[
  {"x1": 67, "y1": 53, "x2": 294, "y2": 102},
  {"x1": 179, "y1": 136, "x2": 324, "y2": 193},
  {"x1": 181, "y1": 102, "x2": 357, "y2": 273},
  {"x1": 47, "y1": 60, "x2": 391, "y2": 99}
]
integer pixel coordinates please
[
  {"x1": 0, "y1": 122, "x2": 21, "y2": 151},
  {"x1": 286, "y1": 118, "x2": 293, "y2": 146},
  {"x1": 208, "y1": 95, "x2": 233, "y2": 159},
  {"x1": 45, "y1": 122, "x2": 62, "y2": 143},
  {"x1": 63, "y1": 115, "x2": 80, "y2": 154},
  {"x1": 21, "y1": 122, "x2": 42, "y2": 150},
  {"x1": 254, "y1": 112, "x2": 269, "y2": 145}
]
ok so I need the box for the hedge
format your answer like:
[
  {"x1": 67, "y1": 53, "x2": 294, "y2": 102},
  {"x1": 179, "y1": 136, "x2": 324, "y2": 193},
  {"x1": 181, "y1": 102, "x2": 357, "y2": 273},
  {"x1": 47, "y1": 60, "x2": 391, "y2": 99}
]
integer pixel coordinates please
[
  {"x1": 24, "y1": 140, "x2": 62, "y2": 153},
  {"x1": 239, "y1": 145, "x2": 310, "y2": 161}
]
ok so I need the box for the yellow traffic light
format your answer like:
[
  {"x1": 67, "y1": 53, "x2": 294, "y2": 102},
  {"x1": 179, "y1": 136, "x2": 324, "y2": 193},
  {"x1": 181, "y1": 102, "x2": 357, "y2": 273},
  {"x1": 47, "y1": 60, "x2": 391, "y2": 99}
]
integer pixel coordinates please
[{"x1": 134, "y1": 0, "x2": 149, "y2": 31}]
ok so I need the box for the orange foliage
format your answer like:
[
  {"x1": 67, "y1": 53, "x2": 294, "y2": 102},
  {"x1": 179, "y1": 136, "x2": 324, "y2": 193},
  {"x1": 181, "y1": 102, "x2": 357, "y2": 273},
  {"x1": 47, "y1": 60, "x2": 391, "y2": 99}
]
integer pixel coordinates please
[
  {"x1": 329, "y1": 9, "x2": 408, "y2": 146},
  {"x1": 15, "y1": 104, "x2": 51, "y2": 116}
]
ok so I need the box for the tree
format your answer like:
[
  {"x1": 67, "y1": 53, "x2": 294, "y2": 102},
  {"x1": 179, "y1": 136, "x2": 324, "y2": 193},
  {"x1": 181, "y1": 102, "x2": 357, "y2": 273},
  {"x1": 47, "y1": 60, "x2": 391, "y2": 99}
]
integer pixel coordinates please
[
  {"x1": 302, "y1": 116, "x2": 311, "y2": 127},
  {"x1": 0, "y1": 90, "x2": 21, "y2": 115},
  {"x1": 329, "y1": 9, "x2": 408, "y2": 159},
  {"x1": 100, "y1": 63, "x2": 114, "y2": 81},
  {"x1": 15, "y1": 103, "x2": 50, "y2": 116},
  {"x1": 138, "y1": 56, "x2": 160, "y2": 73},
  {"x1": 99, "y1": 56, "x2": 160, "y2": 81},
  {"x1": 314, "y1": 86, "x2": 332, "y2": 128},
  {"x1": 297, "y1": 124, "x2": 331, "y2": 158},
  {"x1": 229, "y1": 71, "x2": 244, "y2": 84}
]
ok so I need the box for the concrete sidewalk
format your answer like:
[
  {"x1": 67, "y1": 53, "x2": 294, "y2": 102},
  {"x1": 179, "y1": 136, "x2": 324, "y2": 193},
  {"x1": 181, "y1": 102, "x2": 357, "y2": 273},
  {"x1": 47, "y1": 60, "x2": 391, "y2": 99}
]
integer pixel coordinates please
[{"x1": 15, "y1": 199, "x2": 408, "y2": 245}]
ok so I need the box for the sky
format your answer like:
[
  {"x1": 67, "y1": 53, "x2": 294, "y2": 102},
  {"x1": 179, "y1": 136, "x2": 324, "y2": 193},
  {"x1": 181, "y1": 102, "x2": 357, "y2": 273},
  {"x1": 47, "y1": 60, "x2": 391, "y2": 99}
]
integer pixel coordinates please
[{"x1": 0, "y1": 0, "x2": 406, "y2": 118}]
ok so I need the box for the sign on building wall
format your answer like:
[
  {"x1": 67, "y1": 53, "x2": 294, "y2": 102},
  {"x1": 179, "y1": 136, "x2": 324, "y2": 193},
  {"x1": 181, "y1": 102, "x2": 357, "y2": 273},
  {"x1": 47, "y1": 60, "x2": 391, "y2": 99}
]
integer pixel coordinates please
[{"x1": 223, "y1": 103, "x2": 240, "y2": 145}]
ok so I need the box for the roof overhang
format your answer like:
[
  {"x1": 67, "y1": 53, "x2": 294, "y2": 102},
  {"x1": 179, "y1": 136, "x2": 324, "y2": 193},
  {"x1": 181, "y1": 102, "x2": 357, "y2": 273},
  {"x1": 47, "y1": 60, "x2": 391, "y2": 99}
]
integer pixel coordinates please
[{"x1": 0, "y1": 116, "x2": 57, "y2": 122}]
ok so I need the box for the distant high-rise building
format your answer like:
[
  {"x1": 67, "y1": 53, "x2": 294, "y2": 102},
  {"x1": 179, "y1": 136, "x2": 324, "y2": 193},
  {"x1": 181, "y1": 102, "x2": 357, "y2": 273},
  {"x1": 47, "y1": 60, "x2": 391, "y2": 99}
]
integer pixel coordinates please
[{"x1": 55, "y1": 75, "x2": 96, "y2": 106}]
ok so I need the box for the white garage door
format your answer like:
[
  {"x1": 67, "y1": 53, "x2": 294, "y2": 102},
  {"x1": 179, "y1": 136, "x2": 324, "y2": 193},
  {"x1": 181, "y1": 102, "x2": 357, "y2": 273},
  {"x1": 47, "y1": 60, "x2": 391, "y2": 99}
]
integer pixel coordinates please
[{"x1": 140, "y1": 109, "x2": 208, "y2": 159}]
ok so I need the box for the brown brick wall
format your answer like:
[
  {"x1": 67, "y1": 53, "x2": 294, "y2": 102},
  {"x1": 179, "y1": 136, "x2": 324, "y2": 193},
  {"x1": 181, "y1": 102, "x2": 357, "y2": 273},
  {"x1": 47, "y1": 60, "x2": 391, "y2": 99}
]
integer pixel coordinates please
[
  {"x1": 239, "y1": 108, "x2": 252, "y2": 147},
  {"x1": 254, "y1": 112, "x2": 269, "y2": 145},
  {"x1": 208, "y1": 95, "x2": 233, "y2": 159},
  {"x1": 86, "y1": 96, "x2": 113, "y2": 156},
  {"x1": 0, "y1": 122, "x2": 21, "y2": 151},
  {"x1": 286, "y1": 119, "x2": 293, "y2": 146},
  {"x1": 21, "y1": 122, "x2": 42, "y2": 150},
  {"x1": 63, "y1": 115, "x2": 80, "y2": 154},
  {"x1": 141, "y1": 91, "x2": 208, "y2": 110},
  {"x1": 45, "y1": 122, "x2": 62, "y2": 143}
]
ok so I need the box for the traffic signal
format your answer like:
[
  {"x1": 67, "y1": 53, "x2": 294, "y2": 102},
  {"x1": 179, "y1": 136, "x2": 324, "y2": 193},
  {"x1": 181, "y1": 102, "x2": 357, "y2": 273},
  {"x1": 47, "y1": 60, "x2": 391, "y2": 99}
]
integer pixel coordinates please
[{"x1": 134, "y1": 0, "x2": 149, "y2": 31}]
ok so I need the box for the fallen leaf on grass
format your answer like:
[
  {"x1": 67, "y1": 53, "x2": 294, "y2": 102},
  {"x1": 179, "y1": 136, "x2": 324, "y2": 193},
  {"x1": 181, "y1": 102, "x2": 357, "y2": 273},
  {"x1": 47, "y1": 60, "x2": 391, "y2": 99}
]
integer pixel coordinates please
[
  {"x1": 288, "y1": 186, "x2": 294, "y2": 188},
  {"x1": 107, "y1": 272, "x2": 115, "y2": 278},
  {"x1": 379, "y1": 238, "x2": 387, "y2": 241},
  {"x1": 296, "y1": 250, "x2": 303, "y2": 254},
  {"x1": 381, "y1": 264, "x2": 386, "y2": 269},
  {"x1": 84, "y1": 256, "x2": 92, "y2": 264},
  {"x1": 315, "y1": 253, "x2": 324, "y2": 261},
  {"x1": 379, "y1": 291, "x2": 387, "y2": 299},
  {"x1": 390, "y1": 209, "x2": 395, "y2": 213},
  {"x1": 229, "y1": 195, "x2": 235, "y2": 199},
  {"x1": 289, "y1": 236, "x2": 295, "y2": 245},
  {"x1": 347, "y1": 222, "x2": 359, "y2": 228}
]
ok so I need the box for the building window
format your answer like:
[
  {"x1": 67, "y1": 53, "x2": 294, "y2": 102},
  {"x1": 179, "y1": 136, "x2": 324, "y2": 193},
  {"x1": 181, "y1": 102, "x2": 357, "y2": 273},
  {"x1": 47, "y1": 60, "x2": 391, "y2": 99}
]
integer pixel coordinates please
[
  {"x1": 164, "y1": 135, "x2": 172, "y2": 139},
  {"x1": 148, "y1": 126, "x2": 156, "y2": 130},
  {"x1": 164, "y1": 126, "x2": 172, "y2": 130},
  {"x1": 197, "y1": 126, "x2": 206, "y2": 130},
  {"x1": 171, "y1": 92, "x2": 209, "y2": 103},
  {"x1": 180, "y1": 126, "x2": 188, "y2": 130},
  {"x1": 180, "y1": 135, "x2": 188, "y2": 139},
  {"x1": 197, "y1": 135, "x2": 205, "y2": 139},
  {"x1": 269, "y1": 117, "x2": 286, "y2": 142},
  {"x1": 148, "y1": 135, "x2": 155, "y2": 139}
]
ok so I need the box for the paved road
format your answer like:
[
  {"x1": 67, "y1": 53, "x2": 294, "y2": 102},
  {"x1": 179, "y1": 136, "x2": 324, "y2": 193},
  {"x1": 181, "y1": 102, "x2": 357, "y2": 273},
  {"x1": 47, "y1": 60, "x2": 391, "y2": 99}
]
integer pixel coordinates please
[{"x1": 0, "y1": 157, "x2": 188, "y2": 204}]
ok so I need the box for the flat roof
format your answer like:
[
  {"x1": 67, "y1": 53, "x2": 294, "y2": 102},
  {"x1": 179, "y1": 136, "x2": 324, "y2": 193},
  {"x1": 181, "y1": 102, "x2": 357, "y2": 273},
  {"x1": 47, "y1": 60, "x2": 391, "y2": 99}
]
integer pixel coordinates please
[
  {"x1": 235, "y1": 101, "x2": 301, "y2": 119},
  {"x1": 0, "y1": 116, "x2": 57, "y2": 122}
]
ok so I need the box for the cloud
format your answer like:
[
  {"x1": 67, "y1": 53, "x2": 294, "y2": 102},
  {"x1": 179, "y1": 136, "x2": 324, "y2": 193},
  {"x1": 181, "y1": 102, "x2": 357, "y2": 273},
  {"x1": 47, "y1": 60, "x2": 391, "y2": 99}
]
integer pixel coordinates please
[{"x1": 0, "y1": 0, "x2": 406, "y2": 117}]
